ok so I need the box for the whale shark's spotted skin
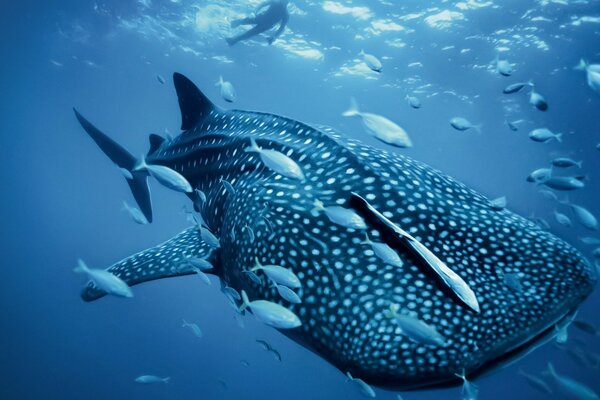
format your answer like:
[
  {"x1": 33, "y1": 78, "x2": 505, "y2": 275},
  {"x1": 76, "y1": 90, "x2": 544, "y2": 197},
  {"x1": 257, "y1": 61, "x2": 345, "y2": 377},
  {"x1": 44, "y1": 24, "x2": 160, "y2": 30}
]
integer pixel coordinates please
[{"x1": 77, "y1": 74, "x2": 596, "y2": 390}]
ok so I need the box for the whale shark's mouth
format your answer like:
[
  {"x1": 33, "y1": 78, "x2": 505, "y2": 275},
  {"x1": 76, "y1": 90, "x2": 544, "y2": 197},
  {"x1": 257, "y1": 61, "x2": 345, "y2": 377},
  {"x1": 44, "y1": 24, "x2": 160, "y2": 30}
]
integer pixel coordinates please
[{"x1": 414, "y1": 307, "x2": 577, "y2": 391}]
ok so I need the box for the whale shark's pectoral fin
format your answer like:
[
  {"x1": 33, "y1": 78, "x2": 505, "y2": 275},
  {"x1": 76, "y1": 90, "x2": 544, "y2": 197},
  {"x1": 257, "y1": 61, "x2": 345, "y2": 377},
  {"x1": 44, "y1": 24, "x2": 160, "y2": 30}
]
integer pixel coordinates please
[
  {"x1": 81, "y1": 227, "x2": 220, "y2": 301},
  {"x1": 348, "y1": 193, "x2": 480, "y2": 314}
]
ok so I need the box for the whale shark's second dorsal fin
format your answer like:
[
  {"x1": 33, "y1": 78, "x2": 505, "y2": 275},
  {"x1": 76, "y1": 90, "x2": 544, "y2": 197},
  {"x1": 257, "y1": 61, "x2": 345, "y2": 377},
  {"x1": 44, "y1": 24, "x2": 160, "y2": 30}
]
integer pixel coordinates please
[
  {"x1": 148, "y1": 133, "x2": 166, "y2": 154},
  {"x1": 173, "y1": 72, "x2": 217, "y2": 131}
]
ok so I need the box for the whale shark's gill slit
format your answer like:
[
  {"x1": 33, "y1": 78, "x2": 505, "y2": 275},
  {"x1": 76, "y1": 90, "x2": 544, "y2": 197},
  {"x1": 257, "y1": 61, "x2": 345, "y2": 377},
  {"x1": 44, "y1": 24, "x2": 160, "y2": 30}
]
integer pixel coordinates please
[
  {"x1": 81, "y1": 227, "x2": 220, "y2": 301},
  {"x1": 348, "y1": 193, "x2": 480, "y2": 314}
]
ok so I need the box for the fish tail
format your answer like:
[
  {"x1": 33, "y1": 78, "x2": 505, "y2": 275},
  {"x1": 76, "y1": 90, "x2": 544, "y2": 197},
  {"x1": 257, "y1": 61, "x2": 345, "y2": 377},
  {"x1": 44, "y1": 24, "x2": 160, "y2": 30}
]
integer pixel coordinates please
[
  {"x1": 162, "y1": 377, "x2": 171, "y2": 384},
  {"x1": 244, "y1": 137, "x2": 260, "y2": 153},
  {"x1": 216, "y1": 75, "x2": 223, "y2": 86},
  {"x1": 360, "y1": 232, "x2": 371, "y2": 245},
  {"x1": 312, "y1": 199, "x2": 325, "y2": 213},
  {"x1": 555, "y1": 133, "x2": 563, "y2": 143},
  {"x1": 239, "y1": 290, "x2": 251, "y2": 312},
  {"x1": 546, "y1": 362, "x2": 557, "y2": 378},
  {"x1": 342, "y1": 97, "x2": 360, "y2": 117},
  {"x1": 73, "y1": 259, "x2": 89, "y2": 274},
  {"x1": 182, "y1": 319, "x2": 188, "y2": 327},
  {"x1": 473, "y1": 124, "x2": 483, "y2": 134},
  {"x1": 73, "y1": 109, "x2": 153, "y2": 223},
  {"x1": 575, "y1": 59, "x2": 588, "y2": 71},
  {"x1": 359, "y1": 49, "x2": 365, "y2": 56}
]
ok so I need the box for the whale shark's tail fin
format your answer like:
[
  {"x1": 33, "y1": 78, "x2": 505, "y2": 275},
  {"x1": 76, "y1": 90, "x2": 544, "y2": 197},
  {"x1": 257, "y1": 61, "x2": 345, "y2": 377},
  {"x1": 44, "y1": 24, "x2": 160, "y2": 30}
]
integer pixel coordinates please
[
  {"x1": 73, "y1": 109, "x2": 153, "y2": 223},
  {"x1": 81, "y1": 227, "x2": 219, "y2": 301}
]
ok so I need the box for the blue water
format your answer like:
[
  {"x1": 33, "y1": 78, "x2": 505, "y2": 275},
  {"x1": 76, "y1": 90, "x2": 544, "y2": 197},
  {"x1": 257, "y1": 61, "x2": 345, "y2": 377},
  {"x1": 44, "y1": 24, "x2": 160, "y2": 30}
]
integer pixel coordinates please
[{"x1": 2, "y1": 0, "x2": 600, "y2": 399}]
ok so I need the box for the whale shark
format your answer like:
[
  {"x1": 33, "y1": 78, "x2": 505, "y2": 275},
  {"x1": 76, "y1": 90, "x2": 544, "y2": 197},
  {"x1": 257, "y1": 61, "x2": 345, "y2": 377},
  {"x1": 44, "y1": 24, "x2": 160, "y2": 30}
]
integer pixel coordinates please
[{"x1": 73, "y1": 73, "x2": 596, "y2": 390}]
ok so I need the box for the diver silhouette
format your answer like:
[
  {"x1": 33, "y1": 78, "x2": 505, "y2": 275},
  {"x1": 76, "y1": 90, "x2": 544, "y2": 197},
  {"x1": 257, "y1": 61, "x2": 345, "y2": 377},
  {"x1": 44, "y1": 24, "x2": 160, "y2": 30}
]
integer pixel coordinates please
[{"x1": 226, "y1": 0, "x2": 290, "y2": 46}]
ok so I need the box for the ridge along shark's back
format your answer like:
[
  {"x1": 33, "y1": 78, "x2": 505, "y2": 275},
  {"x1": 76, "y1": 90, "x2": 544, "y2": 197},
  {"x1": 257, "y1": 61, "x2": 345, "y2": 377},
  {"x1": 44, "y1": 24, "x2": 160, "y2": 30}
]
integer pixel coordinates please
[{"x1": 73, "y1": 73, "x2": 597, "y2": 390}]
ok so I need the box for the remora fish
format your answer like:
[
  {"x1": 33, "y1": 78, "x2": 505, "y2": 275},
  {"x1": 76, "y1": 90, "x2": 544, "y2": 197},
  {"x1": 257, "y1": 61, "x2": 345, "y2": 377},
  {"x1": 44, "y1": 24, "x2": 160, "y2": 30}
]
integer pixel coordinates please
[{"x1": 73, "y1": 73, "x2": 596, "y2": 390}]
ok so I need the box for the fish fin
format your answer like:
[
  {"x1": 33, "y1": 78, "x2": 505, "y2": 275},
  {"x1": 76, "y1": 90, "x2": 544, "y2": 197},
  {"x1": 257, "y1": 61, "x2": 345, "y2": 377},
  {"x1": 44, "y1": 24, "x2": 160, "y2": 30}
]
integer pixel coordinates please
[
  {"x1": 342, "y1": 97, "x2": 360, "y2": 117},
  {"x1": 546, "y1": 362, "x2": 557, "y2": 377},
  {"x1": 239, "y1": 290, "x2": 251, "y2": 312},
  {"x1": 348, "y1": 193, "x2": 480, "y2": 314},
  {"x1": 73, "y1": 109, "x2": 153, "y2": 223},
  {"x1": 173, "y1": 72, "x2": 218, "y2": 131},
  {"x1": 80, "y1": 227, "x2": 219, "y2": 301},
  {"x1": 244, "y1": 137, "x2": 260, "y2": 153},
  {"x1": 148, "y1": 134, "x2": 166, "y2": 155},
  {"x1": 575, "y1": 59, "x2": 588, "y2": 71},
  {"x1": 73, "y1": 259, "x2": 89, "y2": 274}
]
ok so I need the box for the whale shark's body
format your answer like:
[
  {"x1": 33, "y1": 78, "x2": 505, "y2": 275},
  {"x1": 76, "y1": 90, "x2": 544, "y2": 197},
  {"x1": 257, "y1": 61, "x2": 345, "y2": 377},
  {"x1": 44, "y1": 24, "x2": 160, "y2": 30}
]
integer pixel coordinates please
[{"x1": 74, "y1": 73, "x2": 596, "y2": 390}]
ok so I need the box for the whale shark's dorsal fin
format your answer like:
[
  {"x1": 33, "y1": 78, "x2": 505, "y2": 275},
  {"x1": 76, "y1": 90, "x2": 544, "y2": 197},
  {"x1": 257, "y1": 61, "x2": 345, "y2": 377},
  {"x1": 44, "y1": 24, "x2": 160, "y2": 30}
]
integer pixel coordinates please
[{"x1": 173, "y1": 72, "x2": 217, "y2": 131}]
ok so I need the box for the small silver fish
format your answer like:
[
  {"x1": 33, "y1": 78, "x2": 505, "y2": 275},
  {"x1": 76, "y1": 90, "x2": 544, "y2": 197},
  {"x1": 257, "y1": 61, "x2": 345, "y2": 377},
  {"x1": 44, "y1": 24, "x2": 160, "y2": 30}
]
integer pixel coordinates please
[
  {"x1": 569, "y1": 203, "x2": 598, "y2": 230},
  {"x1": 518, "y1": 369, "x2": 552, "y2": 395},
  {"x1": 384, "y1": 304, "x2": 448, "y2": 347},
  {"x1": 216, "y1": 76, "x2": 236, "y2": 102},
  {"x1": 245, "y1": 138, "x2": 305, "y2": 181},
  {"x1": 239, "y1": 290, "x2": 301, "y2": 329},
  {"x1": 489, "y1": 196, "x2": 507, "y2": 211},
  {"x1": 575, "y1": 59, "x2": 600, "y2": 93},
  {"x1": 529, "y1": 88, "x2": 548, "y2": 111},
  {"x1": 450, "y1": 117, "x2": 481, "y2": 133},
  {"x1": 192, "y1": 267, "x2": 211, "y2": 285},
  {"x1": 503, "y1": 81, "x2": 532, "y2": 94},
  {"x1": 579, "y1": 236, "x2": 600, "y2": 245},
  {"x1": 121, "y1": 200, "x2": 149, "y2": 224},
  {"x1": 405, "y1": 95, "x2": 421, "y2": 109},
  {"x1": 187, "y1": 257, "x2": 213, "y2": 271},
  {"x1": 199, "y1": 225, "x2": 221, "y2": 248},
  {"x1": 252, "y1": 258, "x2": 301, "y2": 289},
  {"x1": 545, "y1": 363, "x2": 599, "y2": 400},
  {"x1": 343, "y1": 98, "x2": 412, "y2": 148},
  {"x1": 554, "y1": 210, "x2": 572, "y2": 227},
  {"x1": 73, "y1": 259, "x2": 133, "y2": 298},
  {"x1": 362, "y1": 233, "x2": 403, "y2": 267},
  {"x1": 496, "y1": 56, "x2": 513, "y2": 76},
  {"x1": 135, "y1": 375, "x2": 170, "y2": 384},
  {"x1": 529, "y1": 128, "x2": 562, "y2": 143},
  {"x1": 134, "y1": 157, "x2": 192, "y2": 193},
  {"x1": 156, "y1": 74, "x2": 165, "y2": 84},
  {"x1": 455, "y1": 370, "x2": 479, "y2": 400},
  {"x1": 243, "y1": 269, "x2": 263, "y2": 285},
  {"x1": 182, "y1": 319, "x2": 203, "y2": 338},
  {"x1": 539, "y1": 189, "x2": 558, "y2": 201},
  {"x1": 313, "y1": 199, "x2": 367, "y2": 230},
  {"x1": 527, "y1": 168, "x2": 552, "y2": 183},
  {"x1": 273, "y1": 283, "x2": 302, "y2": 304},
  {"x1": 220, "y1": 178, "x2": 236, "y2": 197},
  {"x1": 543, "y1": 177, "x2": 584, "y2": 191},
  {"x1": 346, "y1": 372, "x2": 376, "y2": 398},
  {"x1": 552, "y1": 158, "x2": 583, "y2": 168},
  {"x1": 359, "y1": 49, "x2": 382, "y2": 72},
  {"x1": 572, "y1": 319, "x2": 598, "y2": 337},
  {"x1": 243, "y1": 224, "x2": 255, "y2": 243}
]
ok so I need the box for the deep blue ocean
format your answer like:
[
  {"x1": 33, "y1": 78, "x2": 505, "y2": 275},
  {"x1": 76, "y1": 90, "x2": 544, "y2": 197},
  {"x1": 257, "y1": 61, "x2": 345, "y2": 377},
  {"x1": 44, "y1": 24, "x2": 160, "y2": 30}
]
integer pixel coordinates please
[{"x1": 2, "y1": 0, "x2": 600, "y2": 399}]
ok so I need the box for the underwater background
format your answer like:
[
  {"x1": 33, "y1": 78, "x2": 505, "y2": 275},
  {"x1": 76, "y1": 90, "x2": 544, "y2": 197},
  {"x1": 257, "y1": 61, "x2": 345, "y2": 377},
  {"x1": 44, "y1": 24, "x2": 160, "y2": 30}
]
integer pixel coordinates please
[{"x1": 2, "y1": 0, "x2": 600, "y2": 398}]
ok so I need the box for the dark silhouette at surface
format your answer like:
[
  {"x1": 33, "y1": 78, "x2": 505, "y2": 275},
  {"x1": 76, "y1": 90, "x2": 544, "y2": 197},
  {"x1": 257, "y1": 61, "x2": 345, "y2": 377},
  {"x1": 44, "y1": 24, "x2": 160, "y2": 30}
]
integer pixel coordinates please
[{"x1": 226, "y1": 0, "x2": 290, "y2": 46}]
